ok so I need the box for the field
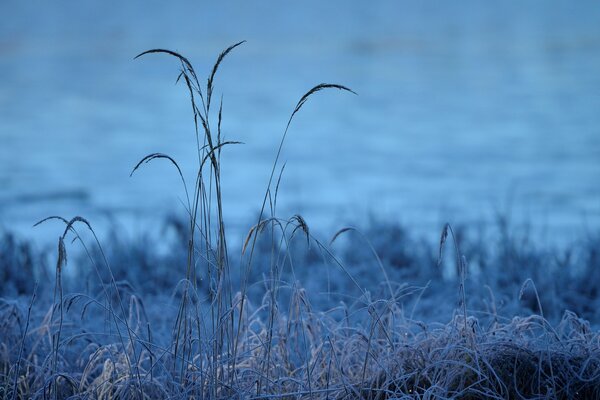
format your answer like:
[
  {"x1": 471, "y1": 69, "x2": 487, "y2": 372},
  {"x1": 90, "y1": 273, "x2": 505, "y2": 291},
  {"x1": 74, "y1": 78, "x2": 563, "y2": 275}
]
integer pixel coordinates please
[{"x1": 1, "y1": 44, "x2": 599, "y2": 399}]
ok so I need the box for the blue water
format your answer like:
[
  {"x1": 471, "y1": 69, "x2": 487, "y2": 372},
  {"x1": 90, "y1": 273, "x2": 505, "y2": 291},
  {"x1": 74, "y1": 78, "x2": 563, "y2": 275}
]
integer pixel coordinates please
[{"x1": 1, "y1": 1, "x2": 600, "y2": 245}]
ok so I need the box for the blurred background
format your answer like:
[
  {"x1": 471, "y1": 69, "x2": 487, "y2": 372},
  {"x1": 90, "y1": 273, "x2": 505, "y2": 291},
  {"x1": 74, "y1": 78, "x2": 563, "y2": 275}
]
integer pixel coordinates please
[{"x1": 1, "y1": 0, "x2": 599, "y2": 247}]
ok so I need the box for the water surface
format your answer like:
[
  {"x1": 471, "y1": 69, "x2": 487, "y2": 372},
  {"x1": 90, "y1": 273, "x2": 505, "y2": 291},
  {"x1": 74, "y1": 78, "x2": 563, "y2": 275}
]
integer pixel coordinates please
[{"x1": 1, "y1": 1, "x2": 599, "y2": 245}]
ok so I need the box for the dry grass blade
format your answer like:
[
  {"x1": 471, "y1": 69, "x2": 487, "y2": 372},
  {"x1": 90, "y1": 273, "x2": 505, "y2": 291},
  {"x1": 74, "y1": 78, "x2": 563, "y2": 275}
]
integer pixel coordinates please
[
  {"x1": 35, "y1": 214, "x2": 143, "y2": 393},
  {"x1": 217, "y1": 96, "x2": 224, "y2": 153},
  {"x1": 329, "y1": 226, "x2": 395, "y2": 301},
  {"x1": 290, "y1": 214, "x2": 310, "y2": 247},
  {"x1": 135, "y1": 49, "x2": 199, "y2": 86},
  {"x1": 130, "y1": 153, "x2": 184, "y2": 178},
  {"x1": 33, "y1": 215, "x2": 69, "y2": 227},
  {"x1": 242, "y1": 81, "x2": 356, "y2": 275},
  {"x1": 438, "y1": 223, "x2": 469, "y2": 334},
  {"x1": 60, "y1": 216, "x2": 95, "y2": 239},
  {"x1": 56, "y1": 236, "x2": 67, "y2": 272},
  {"x1": 200, "y1": 141, "x2": 244, "y2": 169},
  {"x1": 273, "y1": 162, "x2": 286, "y2": 212},
  {"x1": 12, "y1": 282, "x2": 37, "y2": 400},
  {"x1": 130, "y1": 153, "x2": 191, "y2": 209},
  {"x1": 519, "y1": 278, "x2": 544, "y2": 318},
  {"x1": 438, "y1": 223, "x2": 449, "y2": 267},
  {"x1": 35, "y1": 215, "x2": 95, "y2": 240},
  {"x1": 242, "y1": 218, "x2": 276, "y2": 254},
  {"x1": 290, "y1": 83, "x2": 356, "y2": 122},
  {"x1": 207, "y1": 40, "x2": 246, "y2": 111},
  {"x1": 329, "y1": 227, "x2": 354, "y2": 246}
]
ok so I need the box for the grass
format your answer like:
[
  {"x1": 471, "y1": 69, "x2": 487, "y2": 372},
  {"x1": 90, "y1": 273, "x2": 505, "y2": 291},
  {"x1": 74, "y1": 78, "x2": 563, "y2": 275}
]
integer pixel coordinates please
[{"x1": 1, "y1": 43, "x2": 600, "y2": 399}]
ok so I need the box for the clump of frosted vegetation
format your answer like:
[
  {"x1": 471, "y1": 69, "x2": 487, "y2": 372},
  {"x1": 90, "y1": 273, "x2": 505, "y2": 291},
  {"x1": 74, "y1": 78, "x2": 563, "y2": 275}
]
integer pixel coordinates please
[{"x1": 1, "y1": 43, "x2": 599, "y2": 399}]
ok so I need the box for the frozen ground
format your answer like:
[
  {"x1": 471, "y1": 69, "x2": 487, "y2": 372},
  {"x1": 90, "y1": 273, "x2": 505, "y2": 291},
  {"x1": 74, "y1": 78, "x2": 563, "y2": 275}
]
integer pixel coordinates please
[{"x1": 1, "y1": 217, "x2": 600, "y2": 398}]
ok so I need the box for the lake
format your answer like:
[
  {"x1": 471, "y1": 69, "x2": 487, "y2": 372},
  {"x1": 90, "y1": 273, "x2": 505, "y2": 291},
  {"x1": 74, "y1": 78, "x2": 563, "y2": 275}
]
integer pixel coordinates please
[{"x1": 1, "y1": 1, "x2": 599, "y2": 246}]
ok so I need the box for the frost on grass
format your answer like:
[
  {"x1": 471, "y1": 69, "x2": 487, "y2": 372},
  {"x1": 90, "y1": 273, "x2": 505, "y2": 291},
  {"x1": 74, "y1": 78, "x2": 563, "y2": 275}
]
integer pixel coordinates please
[{"x1": 1, "y1": 221, "x2": 600, "y2": 399}]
